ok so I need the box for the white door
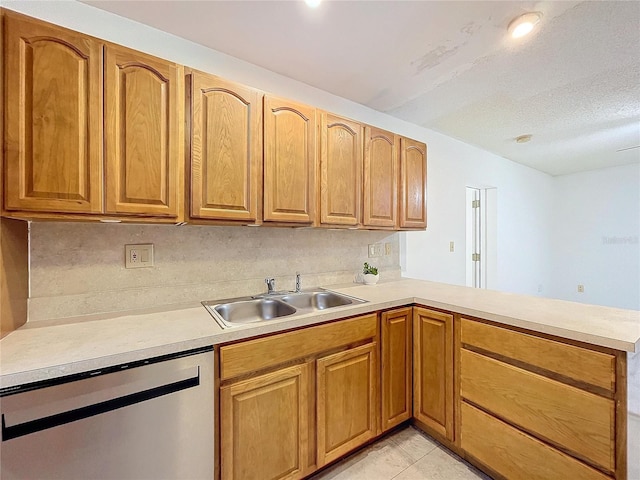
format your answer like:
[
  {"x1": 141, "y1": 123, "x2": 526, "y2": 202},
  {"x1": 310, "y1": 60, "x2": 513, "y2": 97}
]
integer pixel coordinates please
[
  {"x1": 466, "y1": 188, "x2": 482, "y2": 288},
  {"x1": 466, "y1": 187, "x2": 497, "y2": 289}
]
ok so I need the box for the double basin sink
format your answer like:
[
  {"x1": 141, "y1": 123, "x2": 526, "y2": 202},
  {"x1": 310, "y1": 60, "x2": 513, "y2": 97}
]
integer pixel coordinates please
[{"x1": 202, "y1": 289, "x2": 367, "y2": 329}]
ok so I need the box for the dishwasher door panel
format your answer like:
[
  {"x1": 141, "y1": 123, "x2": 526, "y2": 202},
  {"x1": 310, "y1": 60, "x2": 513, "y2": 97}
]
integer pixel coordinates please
[{"x1": 1, "y1": 349, "x2": 215, "y2": 480}]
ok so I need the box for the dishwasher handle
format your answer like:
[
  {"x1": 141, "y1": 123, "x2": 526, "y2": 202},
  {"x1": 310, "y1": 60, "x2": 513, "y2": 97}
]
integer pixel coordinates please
[{"x1": 2, "y1": 372, "x2": 200, "y2": 442}]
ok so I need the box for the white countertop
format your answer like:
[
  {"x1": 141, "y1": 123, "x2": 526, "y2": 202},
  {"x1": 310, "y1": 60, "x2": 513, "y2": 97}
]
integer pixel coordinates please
[{"x1": 1, "y1": 279, "x2": 639, "y2": 389}]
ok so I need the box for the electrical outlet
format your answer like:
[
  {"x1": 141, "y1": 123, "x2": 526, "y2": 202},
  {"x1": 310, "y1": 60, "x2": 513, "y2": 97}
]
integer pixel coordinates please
[
  {"x1": 577, "y1": 284, "x2": 584, "y2": 293},
  {"x1": 449, "y1": 241, "x2": 455, "y2": 252},
  {"x1": 125, "y1": 244, "x2": 154, "y2": 269},
  {"x1": 368, "y1": 243, "x2": 384, "y2": 258},
  {"x1": 385, "y1": 243, "x2": 392, "y2": 255}
]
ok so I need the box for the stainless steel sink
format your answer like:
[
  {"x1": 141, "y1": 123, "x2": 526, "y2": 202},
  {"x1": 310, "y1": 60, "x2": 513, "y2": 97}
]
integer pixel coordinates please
[
  {"x1": 278, "y1": 290, "x2": 359, "y2": 311},
  {"x1": 202, "y1": 289, "x2": 366, "y2": 329},
  {"x1": 203, "y1": 297, "x2": 296, "y2": 328}
]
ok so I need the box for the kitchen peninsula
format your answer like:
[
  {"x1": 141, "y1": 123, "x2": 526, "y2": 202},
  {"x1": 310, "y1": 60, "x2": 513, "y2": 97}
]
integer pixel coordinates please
[{"x1": 1, "y1": 279, "x2": 638, "y2": 480}]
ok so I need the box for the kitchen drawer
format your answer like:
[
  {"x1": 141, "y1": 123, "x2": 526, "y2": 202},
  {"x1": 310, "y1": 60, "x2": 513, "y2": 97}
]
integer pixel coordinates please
[
  {"x1": 460, "y1": 318, "x2": 615, "y2": 391},
  {"x1": 220, "y1": 314, "x2": 377, "y2": 380},
  {"x1": 460, "y1": 349, "x2": 615, "y2": 471},
  {"x1": 460, "y1": 402, "x2": 611, "y2": 480}
]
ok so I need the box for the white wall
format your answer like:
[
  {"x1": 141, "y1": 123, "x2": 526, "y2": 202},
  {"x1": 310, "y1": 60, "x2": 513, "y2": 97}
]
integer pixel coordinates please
[
  {"x1": 402, "y1": 129, "x2": 554, "y2": 297},
  {"x1": 549, "y1": 163, "x2": 640, "y2": 310}
]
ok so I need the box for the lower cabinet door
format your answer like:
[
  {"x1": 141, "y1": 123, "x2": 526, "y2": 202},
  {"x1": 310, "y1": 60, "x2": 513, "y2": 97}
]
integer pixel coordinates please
[
  {"x1": 381, "y1": 308, "x2": 412, "y2": 431},
  {"x1": 413, "y1": 307, "x2": 454, "y2": 441},
  {"x1": 316, "y1": 342, "x2": 378, "y2": 467},
  {"x1": 220, "y1": 364, "x2": 310, "y2": 480}
]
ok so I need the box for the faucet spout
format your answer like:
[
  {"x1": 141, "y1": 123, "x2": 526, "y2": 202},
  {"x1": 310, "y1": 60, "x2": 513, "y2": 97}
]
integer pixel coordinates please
[
  {"x1": 295, "y1": 273, "x2": 301, "y2": 293},
  {"x1": 265, "y1": 278, "x2": 276, "y2": 294}
]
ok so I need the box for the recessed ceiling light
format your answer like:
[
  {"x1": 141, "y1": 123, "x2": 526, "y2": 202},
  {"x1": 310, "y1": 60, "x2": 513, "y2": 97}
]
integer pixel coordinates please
[
  {"x1": 515, "y1": 134, "x2": 533, "y2": 143},
  {"x1": 508, "y1": 12, "x2": 542, "y2": 39},
  {"x1": 305, "y1": 0, "x2": 321, "y2": 8}
]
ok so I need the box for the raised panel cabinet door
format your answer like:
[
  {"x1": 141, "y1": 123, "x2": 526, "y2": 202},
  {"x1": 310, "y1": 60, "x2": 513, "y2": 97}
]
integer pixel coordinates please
[
  {"x1": 363, "y1": 126, "x2": 398, "y2": 228},
  {"x1": 319, "y1": 112, "x2": 363, "y2": 226},
  {"x1": 220, "y1": 363, "x2": 310, "y2": 480},
  {"x1": 413, "y1": 307, "x2": 454, "y2": 441},
  {"x1": 104, "y1": 45, "x2": 184, "y2": 217},
  {"x1": 317, "y1": 342, "x2": 378, "y2": 467},
  {"x1": 4, "y1": 13, "x2": 103, "y2": 213},
  {"x1": 399, "y1": 137, "x2": 427, "y2": 229},
  {"x1": 189, "y1": 71, "x2": 262, "y2": 222},
  {"x1": 263, "y1": 96, "x2": 316, "y2": 223},
  {"x1": 381, "y1": 308, "x2": 413, "y2": 431}
]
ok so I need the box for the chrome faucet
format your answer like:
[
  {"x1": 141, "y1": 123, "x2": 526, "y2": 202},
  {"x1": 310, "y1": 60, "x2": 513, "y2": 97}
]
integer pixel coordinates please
[
  {"x1": 265, "y1": 277, "x2": 276, "y2": 294},
  {"x1": 295, "y1": 272, "x2": 302, "y2": 293}
]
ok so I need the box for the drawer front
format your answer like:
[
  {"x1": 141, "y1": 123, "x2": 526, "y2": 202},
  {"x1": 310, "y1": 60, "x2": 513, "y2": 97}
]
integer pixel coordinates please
[
  {"x1": 460, "y1": 318, "x2": 615, "y2": 391},
  {"x1": 460, "y1": 402, "x2": 611, "y2": 480},
  {"x1": 460, "y1": 349, "x2": 615, "y2": 471},
  {"x1": 220, "y1": 314, "x2": 377, "y2": 380}
]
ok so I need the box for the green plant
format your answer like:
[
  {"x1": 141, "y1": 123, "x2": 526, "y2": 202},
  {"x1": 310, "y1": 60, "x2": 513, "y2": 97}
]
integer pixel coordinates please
[{"x1": 363, "y1": 262, "x2": 378, "y2": 275}]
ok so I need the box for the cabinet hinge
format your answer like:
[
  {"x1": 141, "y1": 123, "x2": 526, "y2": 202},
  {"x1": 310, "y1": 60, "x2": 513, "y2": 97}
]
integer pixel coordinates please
[
  {"x1": 472, "y1": 253, "x2": 480, "y2": 262},
  {"x1": 472, "y1": 200, "x2": 480, "y2": 208}
]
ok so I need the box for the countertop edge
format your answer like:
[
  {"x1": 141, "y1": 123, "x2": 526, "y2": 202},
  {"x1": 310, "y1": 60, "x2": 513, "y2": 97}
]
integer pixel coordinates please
[{"x1": 2, "y1": 279, "x2": 638, "y2": 389}]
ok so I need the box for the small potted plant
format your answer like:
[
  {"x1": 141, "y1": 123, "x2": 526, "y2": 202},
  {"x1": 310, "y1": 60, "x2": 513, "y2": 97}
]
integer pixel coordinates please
[{"x1": 362, "y1": 262, "x2": 379, "y2": 285}]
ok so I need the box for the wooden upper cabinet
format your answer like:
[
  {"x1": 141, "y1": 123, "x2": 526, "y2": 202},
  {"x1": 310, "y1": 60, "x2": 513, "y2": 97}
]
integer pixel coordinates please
[
  {"x1": 263, "y1": 96, "x2": 316, "y2": 223},
  {"x1": 413, "y1": 307, "x2": 454, "y2": 441},
  {"x1": 188, "y1": 71, "x2": 262, "y2": 222},
  {"x1": 4, "y1": 13, "x2": 103, "y2": 213},
  {"x1": 104, "y1": 44, "x2": 184, "y2": 218},
  {"x1": 319, "y1": 113, "x2": 363, "y2": 226},
  {"x1": 363, "y1": 126, "x2": 398, "y2": 228},
  {"x1": 399, "y1": 138, "x2": 427, "y2": 229}
]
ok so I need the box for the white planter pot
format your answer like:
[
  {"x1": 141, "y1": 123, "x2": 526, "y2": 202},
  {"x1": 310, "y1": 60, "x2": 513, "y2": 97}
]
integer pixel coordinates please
[{"x1": 363, "y1": 273, "x2": 379, "y2": 285}]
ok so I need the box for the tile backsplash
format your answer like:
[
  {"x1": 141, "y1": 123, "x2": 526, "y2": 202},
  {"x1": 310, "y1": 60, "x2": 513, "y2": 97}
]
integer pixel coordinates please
[{"x1": 29, "y1": 222, "x2": 400, "y2": 321}]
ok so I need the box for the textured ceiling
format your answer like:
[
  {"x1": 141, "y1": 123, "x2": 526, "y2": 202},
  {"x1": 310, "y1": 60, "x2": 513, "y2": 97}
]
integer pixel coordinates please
[{"x1": 83, "y1": 0, "x2": 640, "y2": 176}]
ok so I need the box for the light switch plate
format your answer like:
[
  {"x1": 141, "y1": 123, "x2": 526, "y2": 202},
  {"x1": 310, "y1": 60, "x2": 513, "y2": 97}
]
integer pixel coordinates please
[
  {"x1": 125, "y1": 244, "x2": 154, "y2": 269},
  {"x1": 368, "y1": 243, "x2": 384, "y2": 258}
]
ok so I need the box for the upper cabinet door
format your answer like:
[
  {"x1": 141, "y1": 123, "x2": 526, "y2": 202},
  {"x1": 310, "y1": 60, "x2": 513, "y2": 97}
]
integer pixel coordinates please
[
  {"x1": 189, "y1": 72, "x2": 262, "y2": 222},
  {"x1": 263, "y1": 96, "x2": 316, "y2": 223},
  {"x1": 363, "y1": 126, "x2": 398, "y2": 228},
  {"x1": 319, "y1": 113, "x2": 363, "y2": 226},
  {"x1": 104, "y1": 45, "x2": 184, "y2": 218},
  {"x1": 4, "y1": 14, "x2": 103, "y2": 213},
  {"x1": 399, "y1": 138, "x2": 427, "y2": 229}
]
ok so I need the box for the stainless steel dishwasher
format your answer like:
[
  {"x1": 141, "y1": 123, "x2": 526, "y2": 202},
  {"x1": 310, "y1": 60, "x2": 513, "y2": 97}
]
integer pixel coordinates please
[{"x1": 0, "y1": 346, "x2": 214, "y2": 480}]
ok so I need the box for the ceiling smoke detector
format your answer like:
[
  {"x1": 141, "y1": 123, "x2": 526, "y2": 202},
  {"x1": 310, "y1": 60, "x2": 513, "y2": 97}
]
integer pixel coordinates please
[
  {"x1": 508, "y1": 12, "x2": 542, "y2": 39},
  {"x1": 515, "y1": 134, "x2": 533, "y2": 143}
]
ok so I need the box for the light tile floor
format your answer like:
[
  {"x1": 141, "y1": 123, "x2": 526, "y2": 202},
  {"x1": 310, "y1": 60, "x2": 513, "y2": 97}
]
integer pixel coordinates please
[{"x1": 309, "y1": 426, "x2": 492, "y2": 480}]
